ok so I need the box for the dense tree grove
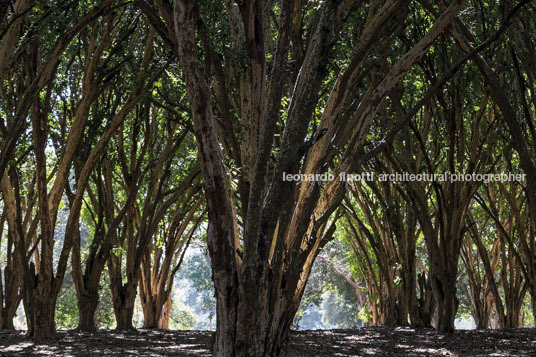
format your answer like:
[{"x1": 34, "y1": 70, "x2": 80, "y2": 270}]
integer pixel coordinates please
[{"x1": 1, "y1": 0, "x2": 535, "y2": 356}]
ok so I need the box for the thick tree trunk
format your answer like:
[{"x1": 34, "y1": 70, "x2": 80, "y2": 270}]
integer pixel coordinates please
[
  {"x1": 112, "y1": 290, "x2": 137, "y2": 330},
  {"x1": 138, "y1": 254, "x2": 166, "y2": 329},
  {"x1": 115, "y1": 308, "x2": 135, "y2": 330},
  {"x1": 171, "y1": 0, "x2": 468, "y2": 353},
  {"x1": 467, "y1": 280, "x2": 494, "y2": 330},
  {"x1": 26, "y1": 102, "x2": 59, "y2": 339},
  {"x1": 0, "y1": 266, "x2": 22, "y2": 330},
  {"x1": 28, "y1": 308, "x2": 56, "y2": 338},
  {"x1": 378, "y1": 285, "x2": 407, "y2": 326},
  {"x1": 73, "y1": 269, "x2": 103, "y2": 331},
  {"x1": 209, "y1": 231, "x2": 323, "y2": 357},
  {"x1": 140, "y1": 294, "x2": 164, "y2": 329},
  {"x1": 25, "y1": 284, "x2": 57, "y2": 338},
  {"x1": 0, "y1": 308, "x2": 16, "y2": 330},
  {"x1": 432, "y1": 274, "x2": 459, "y2": 333},
  {"x1": 77, "y1": 292, "x2": 99, "y2": 331},
  {"x1": 370, "y1": 304, "x2": 379, "y2": 326},
  {"x1": 402, "y1": 241, "x2": 432, "y2": 328},
  {"x1": 211, "y1": 283, "x2": 298, "y2": 356},
  {"x1": 108, "y1": 251, "x2": 138, "y2": 330},
  {"x1": 415, "y1": 272, "x2": 434, "y2": 328},
  {"x1": 72, "y1": 219, "x2": 104, "y2": 332},
  {"x1": 473, "y1": 301, "x2": 488, "y2": 330},
  {"x1": 142, "y1": 304, "x2": 159, "y2": 329},
  {"x1": 0, "y1": 182, "x2": 23, "y2": 331},
  {"x1": 109, "y1": 281, "x2": 137, "y2": 330},
  {"x1": 402, "y1": 240, "x2": 433, "y2": 328},
  {"x1": 504, "y1": 294, "x2": 525, "y2": 328},
  {"x1": 158, "y1": 295, "x2": 173, "y2": 329}
]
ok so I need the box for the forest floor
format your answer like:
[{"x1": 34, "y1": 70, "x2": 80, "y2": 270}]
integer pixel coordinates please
[{"x1": 1, "y1": 326, "x2": 535, "y2": 356}]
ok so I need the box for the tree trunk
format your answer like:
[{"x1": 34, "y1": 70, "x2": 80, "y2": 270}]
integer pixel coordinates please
[
  {"x1": 432, "y1": 274, "x2": 459, "y2": 333},
  {"x1": 158, "y1": 295, "x2": 173, "y2": 330},
  {"x1": 138, "y1": 208, "x2": 200, "y2": 330},
  {"x1": 77, "y1": 292, "x2": 99, "y2": 331},
  {"x1": 111, "y1": 287, "x2": 137, "y2": 330},
  {"x1": 504, "y1": 291, "x2": 525, "y2": 328},
  {"x1": 0, "y1": 308, "x2": 16, "y2": 330},
  {"x1": 0, "y1": 252, "x2": 23, "y2": 330},
  {"x1": 71, "y1": 215, "x2": 103, "y2": 332},
  {"x1": 473, "y1": 302, "x2": 487, "y2": 330},
  {"x1": 25, "y1": 100, "x2": 59, "y2": 339},
  {"x1": 25, "y1": 282, "x2": 57, "y2": 338},
  {"x1": 142, "y1": 304, "x2": 159, "y2": 329},
  {"x1": 170, "y1": 0, "x2": 468, "y2": 353},
  {"x1": 415, "y1": 272, "x2": 434, "y2": 328},
  {"x1": 211, "y1": 276, "x2": 300, "y2": 356},
  {"x1": 108, "y1": 246, "x2": 137, "y2": 330},
  {"x1": 140, "y1": 292, "x2": 164, "y2": 329},
  {"x1": 26, "y1": 308, "x2": 56, "y2": 338},
  {"x1": 402, "y1": 238, "x2": 432, "y2": 328},
  {"x1": 108, "y1": 260, "x2": 138, "y2": 330},
  {"x1": 378, "y1": 284, "x2": 407, "y2": 326},
  {"x1": 115, "y1": 308, "x2": 135, "y2": 330}
]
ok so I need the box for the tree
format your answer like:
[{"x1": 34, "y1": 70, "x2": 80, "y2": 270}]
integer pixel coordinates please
[
  {"x1": 134, "y1": 0, "x2": 470, "y2": 354},
  {"x1": 0, "y1": 0, "x2": 120, "y2": 337},
  {"x1": 0, "y1": 170, "x2": 24, "y2": 329},
  {"x1": 105, "y1": 100, "x2": 200, "y2": 329},
  {"x1": 0, "y1": 1, "x2": 165, "y2": 336},
  {"x1": 138, "y1": 166, "x2": 204, "y2": 329},
  {"x1": 462, "y1": 212, "x2": 502, "y2": 329},
  {"x1": 342, "y1": 174, "x2": 433, "y2": 327}
]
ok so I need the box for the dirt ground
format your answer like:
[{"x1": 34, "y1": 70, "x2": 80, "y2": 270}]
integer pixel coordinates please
[{"x1": 1, "y1": 327, "x2": 535, "y2": 356}]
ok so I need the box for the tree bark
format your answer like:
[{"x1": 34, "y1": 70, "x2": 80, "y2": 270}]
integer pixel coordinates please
[
  {"x1": 0, "y1": 266, "x2": 20, "y2": 330},
  {"x1": 0, "y1": 179, "x2": 23, "y2": 330},
  {"x1": 138, "y1": 186, "x2": 202, "y2": 329},
  {"x1": 170, "y1": 0, "x2": 467, "y2": 353},
  {"x1": 158, "y1": 295, "x2": 173, "y2": 329},
  {"x1": 108, "y1": 266, "x2": 138, "y2": 331},
  {"x1": 77, "y1": 292, "x2": 100, "y2": 331}
]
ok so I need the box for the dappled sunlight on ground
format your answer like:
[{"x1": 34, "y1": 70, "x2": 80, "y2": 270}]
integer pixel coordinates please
[
  {"x1": 283, "y1": 327, "x2": 536, "y2": 356},
  {"x1": 0, "y1": 329, "x2": 212, "y2": 356},
  {"x1": 1, "y1": 327, "x2": 535, "y2": 356}
]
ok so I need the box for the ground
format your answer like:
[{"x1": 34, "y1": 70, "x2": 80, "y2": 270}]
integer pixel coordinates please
[{"x1": 1, "y1": 327, "x2": 535, "y2": 356}]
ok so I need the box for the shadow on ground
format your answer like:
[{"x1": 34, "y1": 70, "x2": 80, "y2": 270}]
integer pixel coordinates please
[{"x1": 1, "y1": 326, "x2": 535, "y2": 356}]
